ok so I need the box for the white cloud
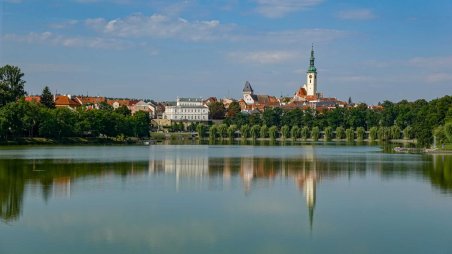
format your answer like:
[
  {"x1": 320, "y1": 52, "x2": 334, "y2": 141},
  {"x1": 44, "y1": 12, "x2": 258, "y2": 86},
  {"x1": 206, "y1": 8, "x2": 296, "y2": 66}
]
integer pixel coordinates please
[
  {"x1": 425, "y1": 73, "x2": 452, "y2": 83},
  {"x1": 50, "y1": 20, "x2": 79, "y2": 29},
  {"x1": 2, "y1": 32, "x2": 131, "y2": 50},
  {"x1": 85, "y1": 13, "x2": 230, "y2": 42},
  {"x1": 254, "y1": 0, "x2": 323, "y2": 18},
  {"x1": 229, "y1": 50, "x2": 301, "y2": 64},
  {"x1": 337, "y1": 9, "x2": 376, "y2": 20},
  {"x1": 408, "y1": 56, "x2": 452, "y2": 68}
]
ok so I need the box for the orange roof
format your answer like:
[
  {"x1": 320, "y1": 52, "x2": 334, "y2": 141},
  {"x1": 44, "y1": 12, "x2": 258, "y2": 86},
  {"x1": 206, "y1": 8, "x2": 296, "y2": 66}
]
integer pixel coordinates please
[
  {"x1": 107, "y1": 99, "x2": 130, "y2": 107},
  {"x1": 25, "y1": 96, "x2": 41, "y2": 103},
  {"x1": 75, "y1": 96, "x2": 106, "y2": 105},
  {"x1": 55, "y1": 95, "x2": 81, "y2": 107},
  {"x1": 295, "y1": 87, "x2": 307, "y2": 97}
]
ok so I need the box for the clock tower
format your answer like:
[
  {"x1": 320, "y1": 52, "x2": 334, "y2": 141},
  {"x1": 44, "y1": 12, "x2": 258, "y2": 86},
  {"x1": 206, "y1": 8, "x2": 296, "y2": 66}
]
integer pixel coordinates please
[{"x1": 306, "y1": 45, "x2": 317, "y2": 96}]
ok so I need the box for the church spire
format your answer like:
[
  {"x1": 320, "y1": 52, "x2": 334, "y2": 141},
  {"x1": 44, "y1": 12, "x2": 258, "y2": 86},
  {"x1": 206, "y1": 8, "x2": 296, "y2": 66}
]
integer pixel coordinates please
[{"x1": 308, "y1": 44, "x2": 317, "y2": 73}]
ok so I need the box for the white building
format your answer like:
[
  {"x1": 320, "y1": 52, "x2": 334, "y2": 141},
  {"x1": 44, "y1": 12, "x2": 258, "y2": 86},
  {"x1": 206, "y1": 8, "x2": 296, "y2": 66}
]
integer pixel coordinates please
[{"x1": 163, "y1": 97, "x2": 209, "y2": 122}]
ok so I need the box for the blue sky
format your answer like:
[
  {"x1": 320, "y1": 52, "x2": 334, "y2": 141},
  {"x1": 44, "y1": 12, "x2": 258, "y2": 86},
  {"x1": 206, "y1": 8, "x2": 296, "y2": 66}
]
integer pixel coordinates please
[{"x1": 1, "y1": 0, "x2": 451, "y2": 104}]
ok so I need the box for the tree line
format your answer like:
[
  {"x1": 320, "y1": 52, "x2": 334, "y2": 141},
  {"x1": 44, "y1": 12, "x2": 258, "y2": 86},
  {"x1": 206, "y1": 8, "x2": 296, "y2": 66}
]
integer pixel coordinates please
[
  {"x1": 0, "y1": 65, "x2": 150, "y2": 141},
  {"x1": 212, "y1": 97, "x2": 452, "y2": 146}
]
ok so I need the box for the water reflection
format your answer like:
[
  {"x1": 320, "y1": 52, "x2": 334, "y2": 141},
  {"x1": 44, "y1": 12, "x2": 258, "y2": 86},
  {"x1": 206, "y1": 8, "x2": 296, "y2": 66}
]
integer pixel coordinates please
[{"x1": 1, "y1": 146, "x2": 451, "y2": 226}]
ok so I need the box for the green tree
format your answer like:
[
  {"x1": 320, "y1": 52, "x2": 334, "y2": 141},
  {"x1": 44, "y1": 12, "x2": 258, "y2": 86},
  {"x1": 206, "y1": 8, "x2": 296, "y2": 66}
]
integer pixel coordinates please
[
  {"x1": 369, "y1": 127, "x2": 378, "y2": 141},
  {"x1": 196, "y1": 124, "x2": 206, "y2": 139},
  {"x1": 217, "y1": 124, "x2": 228, "y2": 139},
  {"x1": 40, "y1": 86, "x2": 55, "y2": 109},
  {"x1": 324, "y1": 127, "x2": 333, "y2": 141},
  {"x1": 301, "y1": 126, "x2": 309, "y2": 140},
  {"x1": 240, "y1": 124, "x2": 250, "y2": 139},
  {"x1": 346, "y1": 128, "x2": 354, "y2": 142},
  {"x1": 209, "y1": 125, "x2": 218, "y2": 140},
  {"x1": 115, "y1": 105, "x2": 131, "y2": 116},
  {"x1": 250, "y1": 124, "x2": 260, "y2": 140},
  {"x1": 356, "y1": 127, "x2": 365, "y2": 141},
  {"x1": 0, "y1": 65, "x2": 27, "y2": 107},
  {"x1": 281, "y1": 125, "x2": 290, "y2": 140},
  {"x1": 445, "y1": 122, "x2": 452, "y2": 143},
  {"x1": 227, "y1": 124, "x2": 237, "y2": 139},
  {"x1": 390, "y1": 125, "x2": 401, "y2": 140},
  {"x1": 403, "y1": 126, "x2": 413, "y2": 140},
  {"x1": 268, "y1": 126, "x2": 278, "y2": 140},
  {"x1": 208, "y1": 102, "x2": 226, "y2": 120},
  {"x1": 311, "y1": 127, "x2": 320, "y2": 141},
  {"x1": 433, "y1": 125, "x2": 446, "y2": 144},
  {"x1": 226, "y1": 101, "x2": 241, "y2": 117},
  {"x1": 336, "y1": 126, "x2": 345, "y2": 140},
  {"x1": 262, "y1": 108, "x2": 282, "y2": 127},
  {"x1": 291, "y1": 126, "x2": 300, "y2": 141},
  {"x1": 260, "y1": 125, "x2": 268, "y2": 139},
  {"x1": 131, "y1": 111, "x2": 150, "y2": 138}
]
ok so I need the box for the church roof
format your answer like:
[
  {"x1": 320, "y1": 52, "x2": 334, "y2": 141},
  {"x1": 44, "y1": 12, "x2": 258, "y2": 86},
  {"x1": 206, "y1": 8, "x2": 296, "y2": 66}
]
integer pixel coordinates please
[{"x1": 243, "y1": 81, "x2": 253, "y2": 93}]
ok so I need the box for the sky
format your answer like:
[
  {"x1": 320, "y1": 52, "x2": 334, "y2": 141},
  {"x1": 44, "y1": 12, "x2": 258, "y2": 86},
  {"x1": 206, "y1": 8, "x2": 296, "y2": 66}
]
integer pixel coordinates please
[{"x1": 1, "y1": 0, "x2": 451, "y2": 104}]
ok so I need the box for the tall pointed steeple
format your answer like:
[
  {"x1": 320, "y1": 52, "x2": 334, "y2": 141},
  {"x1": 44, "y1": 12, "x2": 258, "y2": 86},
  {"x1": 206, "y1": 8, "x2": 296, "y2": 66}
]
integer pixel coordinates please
[{"x1": 308, "y1": 44, "x2": 317, "y2": 73}]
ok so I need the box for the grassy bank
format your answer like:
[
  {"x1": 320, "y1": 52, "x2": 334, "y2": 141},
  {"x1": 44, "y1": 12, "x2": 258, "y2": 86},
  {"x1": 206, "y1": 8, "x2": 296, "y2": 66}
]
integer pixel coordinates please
[{"x1": 0, "y1": 137, "x2": 145, "y2": 145}]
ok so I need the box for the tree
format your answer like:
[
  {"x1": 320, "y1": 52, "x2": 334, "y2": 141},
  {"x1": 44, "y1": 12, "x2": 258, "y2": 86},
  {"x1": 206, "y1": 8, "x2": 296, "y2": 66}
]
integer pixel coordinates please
[
  {"x1": 40, "y1": 86, "x2": 55, "y2": 109},
  {"x1": 209, "y1": 125, "x2": 218, "y2": 140},
  {"x1": 260, "y1": 125, "x2": 268, "y2": 139},
  {"x1": 268, "y1": 126, "x2": 278, "y2": 140},
  {"x1": 336, "y1": 126, "x2": 345, "y2": 140},
  {"x1": 227, "y1": 125, "x2": 237, "y2": 139},
  {"x1": 445, "y1": 122, "x2": 452, "y2": 143},
  {"x1": 240, "y1": 124, "x2": 250, "y2": 139},
  {"x1": 196, "y1": 124, "x2": 206, "y2": 139},
  {"x1": 291, "y1": 126, "x2": 300, "y2": 141},
  {"x1": 0, "y1": 65, "x2": 27, "y2": 107},
  {"x1": 250, "y1": 125, "x2": 260, "y2": 140},
  {"x1": 209, "y1": 102, "x2": 226, "y2": 120},
  {"x1": 301, "y1": 126, "x2": 309, "y2": 140},
  {"x1": 390, "y1": 125, "x2": 401, "y2": 140},
  {"x1": 369, "y1": 127, "x2": 378, "y2": 141},
  {"x1": 131, "y1": 111, "x2": 150, "y2": 138},
  {"x1": 346, "y1": 128, "x2": 354, "y2": 142},
  {"x1": 403, "y1": 126, "x2": 413, "y2": 140},
  {"x1": 217, "y1": 124, "x2": 228, "y2": 139},
  {"x1": 324, "y1": 127, "x2": 333, "y2": 141},
  {"x1": 281, "y1": 125, "x2": 290, "y2": 140},
  {"x1": 356, "y1": 127, "x2": 365, "y2": 141},
  {"x1": 311, "y1": 127, "x2": 320, "y2": 141},
  {"x1": 227, "y1": 101, "x2": 241, "y2": 117},
  {"x1": 115, "y1": 105, "x2": 131, "y2": 116}
]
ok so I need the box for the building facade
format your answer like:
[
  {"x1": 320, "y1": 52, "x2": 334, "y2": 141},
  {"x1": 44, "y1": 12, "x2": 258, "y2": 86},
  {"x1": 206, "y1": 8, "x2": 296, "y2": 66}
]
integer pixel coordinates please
[{"x1": 163, "y1": 97, "x2": 209, "y2": 122}]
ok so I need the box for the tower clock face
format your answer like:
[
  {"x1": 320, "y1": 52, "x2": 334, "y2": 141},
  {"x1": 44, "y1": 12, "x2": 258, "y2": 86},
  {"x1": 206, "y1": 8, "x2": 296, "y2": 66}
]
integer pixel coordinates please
[{"x1": 309, "y1": 75, "x2": 313, "y2": 78}]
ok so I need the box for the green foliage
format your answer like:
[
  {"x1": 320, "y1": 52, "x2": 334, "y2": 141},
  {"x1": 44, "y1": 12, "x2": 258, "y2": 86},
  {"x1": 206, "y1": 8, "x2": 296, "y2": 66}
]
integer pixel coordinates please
[
  {"x1": 227, "y1": 124, "x2": 237, "y2": 139},
  {"x1": 356, "y1": 127, "x2": 365, "y2": 141},
  {"x1": 226, "y1": 101, "x2": 241, "y2": 117},
  {"x1": 268, "y1": 126, "x2": 278, "y2": 140},
  {"x1": 260, "y1": 125, "x2": 268, "y2": 138},
  {"x1": 335, "y1": 126, "x2": 345, "y2": 140},
  {"x1": 262, "y1": 108, "x2": 282, "y2": 127},
  {"x1": 197, "y1": 124, "x2": 206, "y2": 139},
  {"x1": 301, "y1": 126, "x2": 309, "y2": 140},
  {"x1": 346, "y1": 128, "x2": 354, "y2": 142},
  {"x1": 311, "y1": 127, "x2": 319, "y2": 141},
  {"x1": 324, "y1": 126, "x2": 333, "y2": 141},
  {"x1": 403, "y1": 126, "x2": 413, "y2": 140},
  {"x1": 378, "y1": 127, "x2": 391, "y2": 141},
  {"x1": 250, "y1": 124, "x2": 260, "y2": 140},
  {"x1": 115, "y1": 105, "x2": 131, "y2": 116},
  {"x1": 40, "y1": 86, "x2": 55, "y2": 109},
  {"x1": 208, "y1": 101, "x2": 226, "y2": 120},
  {"x1": 240, "y1": 124, "x2": 249, "y2": 139},
  {"x1": 390, "y1": 125, "x2": 401, "y2": 140},
  {"x1": 291, "y1": 126, "x2": 300, "y2": 141},
  {"x1": 445, "y1": 122, "x2": 452, "y2": 143},
  {"x1": 217, "y1": 124, "x2": 228, "y2": 139},
  {"x1": 281, "y1": 125, "x2": 290, "y2": 139},
  {"x1": 434, "y1": 125, "x2": 447, "y2": 144},
  {"x1": 0, "y1": 65, "x2": 27, "y2": 107},
  {"x1": 209, "y1": 125, "x2": 218, "y2": 139},
  {"x1": 369, "y1": 127, "x2": 378, "y2": 141}
]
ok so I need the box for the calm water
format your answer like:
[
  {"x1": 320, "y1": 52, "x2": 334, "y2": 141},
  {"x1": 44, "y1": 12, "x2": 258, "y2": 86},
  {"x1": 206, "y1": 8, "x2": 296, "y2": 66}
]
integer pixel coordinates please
[{"x1": 0, "y1": 144, "x2": 451, "y2": 254}]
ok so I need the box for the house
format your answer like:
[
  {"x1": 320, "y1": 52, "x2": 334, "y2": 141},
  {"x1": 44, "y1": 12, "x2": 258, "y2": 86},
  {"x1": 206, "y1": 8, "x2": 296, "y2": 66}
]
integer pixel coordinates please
[
  {"x1": 74, "y1": 96, "x2": 106, "y2": 109},
  {"x1": 54, "y1": 95, "x2": 81, "y2": 109},
  {"x1": 24, "y1": 96, "x2": 41, "y2": 103},
  {"x1": 131, "y1": 100, "x2": 156, "y2": 118},
  {"x1": 241, "y1": 81, "x2": 280, "y2": 112}
]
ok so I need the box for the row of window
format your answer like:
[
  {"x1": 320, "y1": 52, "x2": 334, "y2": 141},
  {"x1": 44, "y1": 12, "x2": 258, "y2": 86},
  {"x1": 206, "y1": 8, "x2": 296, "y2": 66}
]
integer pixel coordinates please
[{"x1": 174, "y1": 115, "x2": 207, "y2": 120}]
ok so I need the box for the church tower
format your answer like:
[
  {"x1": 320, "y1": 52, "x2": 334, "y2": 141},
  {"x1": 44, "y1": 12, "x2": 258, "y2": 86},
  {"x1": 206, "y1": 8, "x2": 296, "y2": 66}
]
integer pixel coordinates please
[{"x1": 306, "y1": 45, "x2": 317, "y2": 96}]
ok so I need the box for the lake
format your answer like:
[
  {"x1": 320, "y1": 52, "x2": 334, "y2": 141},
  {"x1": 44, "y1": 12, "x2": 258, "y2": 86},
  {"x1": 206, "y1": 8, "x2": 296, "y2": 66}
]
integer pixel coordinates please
[{"x1": 0, "y1": 144, "x2": 451, "y2": 254}]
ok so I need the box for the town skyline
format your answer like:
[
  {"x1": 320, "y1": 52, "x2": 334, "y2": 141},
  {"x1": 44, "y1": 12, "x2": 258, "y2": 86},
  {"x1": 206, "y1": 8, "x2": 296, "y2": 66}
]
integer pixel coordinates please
[{"x1": 1, "y1": 0, "x2": 451, "y2": 104}]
